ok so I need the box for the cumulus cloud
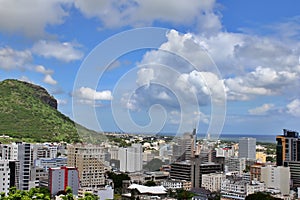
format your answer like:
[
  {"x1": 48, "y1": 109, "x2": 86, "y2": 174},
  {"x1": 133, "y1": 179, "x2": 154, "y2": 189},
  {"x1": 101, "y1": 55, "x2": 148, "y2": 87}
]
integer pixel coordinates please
[
  {"x1": 0, "y1": 0, "x2": 71, "y2": 37},
  {"x1": 287, "y1": 99, "x2": 300, "y2": 117},
  {"x1": 248, "y1": 103, "x2": 274, "y2": 115},
  {"x1": 32, "y1": 40, "x2": 84, "y2": 62},
  {"x1": 225, "y1": 66, "x2": 298, "y2": 100},
  {"x1": 73, "y1": 87, "x2": 113, "y2": 101},
  {"x1": 74, "y1": 0, "x2": 221, "y2": 33},
  {"x1": 0, "y1": 47, "x2": 32, "y2": 70},
  {"x1": 35, "y1": 65, "x2": 53, "y2": 75},
  {"x1": 43, "y1": 74, "x2": 57, "y2": 85}
]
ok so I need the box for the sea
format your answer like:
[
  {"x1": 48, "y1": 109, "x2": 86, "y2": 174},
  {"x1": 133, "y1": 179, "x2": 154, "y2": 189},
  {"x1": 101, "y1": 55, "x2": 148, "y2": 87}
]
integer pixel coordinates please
[
  {"x1": 158, "y1": 132, "x2": 277, "y2": 143},
  {"x1": 207, "y1": 134, "x2": 277, "y2": 144}
]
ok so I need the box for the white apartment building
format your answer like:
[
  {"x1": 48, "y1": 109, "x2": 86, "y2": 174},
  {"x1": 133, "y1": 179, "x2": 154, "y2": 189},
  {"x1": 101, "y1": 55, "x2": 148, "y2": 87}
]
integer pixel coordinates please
[
  {"x1": 261, "y1": 165, "x2": 290, "y2": 195},
  {"x1": 201, "y1": 173, "x2": 225, "y2": 192},
  {"x1": 221, "y1": 179, "x2": 265, "y2": 200},
  {"x1": 118, "y1": 143, "x2": 142, "y2": 173},
  {"x1": 215, "y1": 147, "x2": 234, "y2": 158},
  {"x1": 161, "y1": 180, "x2": 192, "y2": 191},
  {"x1": 225, "y1": 157, "x2": 246, "y2": 174},
  {"x1": 0, "y1": 160, "x2": 11, "y2": 195}
]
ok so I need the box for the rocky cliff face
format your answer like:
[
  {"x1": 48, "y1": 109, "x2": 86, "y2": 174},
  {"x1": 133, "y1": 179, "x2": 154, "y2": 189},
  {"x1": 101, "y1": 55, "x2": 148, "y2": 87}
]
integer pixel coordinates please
[{"x1": 21, "y1": 81, "x2": 58, "y2": 109}]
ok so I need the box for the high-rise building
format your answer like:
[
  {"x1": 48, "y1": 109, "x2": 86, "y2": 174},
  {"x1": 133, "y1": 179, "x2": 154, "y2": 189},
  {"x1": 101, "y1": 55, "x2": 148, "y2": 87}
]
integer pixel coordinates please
[
  {"x1": 261, "y1": 165, "x2": 290, "y2": 195},
  {"x1": 17, "y1": 143, "x2": 31, "y2": 191},
  {"x1": 67, "y1": 144, "x2": 108, "y2": 188},
  {"x1": 0, "y1": 160, "x2": 11, "y2": 195},
  {"x1": 49, "y1": 166, "x2": 79, "y2": 196},
  {"x1": 172, "y1": 129, "x2": 197, "y2": 162},
  {"x1": 170, "y1": 160, "x2": 222, "y2": 189},
  {"x1": 118, "y1": 143, "x2": 142, "y2": 173},
  {"x1": 283, "y1": 161, "x2": 300, "y2": 187},
  {"x1": 276, "y1": 129, "x2": 300, "y2": 166},
  {"x1": 238, "y1": 137, "x2": 256, "y2": 160}
]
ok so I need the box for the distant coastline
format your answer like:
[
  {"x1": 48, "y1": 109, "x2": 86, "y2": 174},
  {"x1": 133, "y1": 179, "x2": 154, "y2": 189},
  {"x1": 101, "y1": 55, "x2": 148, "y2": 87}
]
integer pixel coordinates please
[
  {"x1": 197, "y1": 133, "x2": 277, "y2": 144},
  {"x1": 156, "y1": 132, "x2": 277, "y2": 143}
]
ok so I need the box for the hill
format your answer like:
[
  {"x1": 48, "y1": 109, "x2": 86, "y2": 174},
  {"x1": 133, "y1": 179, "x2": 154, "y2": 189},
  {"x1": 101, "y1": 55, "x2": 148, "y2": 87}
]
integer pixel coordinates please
[{"x1": 0, "y1": 79, "x2": 101, "y2": 143}]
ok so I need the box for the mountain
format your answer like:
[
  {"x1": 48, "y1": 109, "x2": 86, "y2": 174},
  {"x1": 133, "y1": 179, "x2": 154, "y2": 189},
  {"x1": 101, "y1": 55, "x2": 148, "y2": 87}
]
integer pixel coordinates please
[{"x1": 0, "y1": 79, "x2": 100, "y2": 143}]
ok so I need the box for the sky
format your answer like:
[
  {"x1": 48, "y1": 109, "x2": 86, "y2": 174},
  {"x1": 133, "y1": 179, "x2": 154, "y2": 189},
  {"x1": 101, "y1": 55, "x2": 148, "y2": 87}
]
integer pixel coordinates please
[{"x1": 1, "y1": 0, "x2": 300, "y2": 138}]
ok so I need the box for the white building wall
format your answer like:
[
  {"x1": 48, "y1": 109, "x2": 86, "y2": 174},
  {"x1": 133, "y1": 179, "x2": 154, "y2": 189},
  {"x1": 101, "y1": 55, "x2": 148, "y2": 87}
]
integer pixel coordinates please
[
  {"x1": 261, "y1": 165, "x2": 290, "y2": 195},
  {"x1": 118, "y1": 144, "x2": 142, "y2": 173},
  {"x1": 0, "y1": 160, "x2": 10, "y2": 195},
  {"x1": 202, "y1": 173, "x2": 225, "y2": 192}
]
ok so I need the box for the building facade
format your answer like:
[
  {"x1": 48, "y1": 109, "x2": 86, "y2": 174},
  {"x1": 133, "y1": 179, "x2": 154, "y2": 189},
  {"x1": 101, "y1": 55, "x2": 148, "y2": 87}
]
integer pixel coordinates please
[
  {"x1": 201, "y1": 173, "x2": 225, "y2": 192},
  {"x1": 49, "y1": 166, "x2": 79, "y2": 196},
  {"x1": 238, "y1": 137, "x2": 256, "y2": 160},
  {"x1": 67, "y1": 144, "x2": 108, "y2": 188},
  {"x1": 118, "y1": 143, "x2": 142, "y2": 173},
  {"x1": 260, "y1": 165, "x2": 290, "y2": 195}
]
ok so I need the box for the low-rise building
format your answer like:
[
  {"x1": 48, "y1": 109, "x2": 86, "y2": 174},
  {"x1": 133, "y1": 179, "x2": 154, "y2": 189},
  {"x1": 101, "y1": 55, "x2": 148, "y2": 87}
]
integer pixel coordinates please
[
  {"x1": 201, "y1": 173, "x2": 225, "y2": 192},
  {"x1": 161, "y1": 180, "x2": 192, "y2": 191},
  {"x1": 221, "y1": 178, "x2": 265, "y2": 200}
]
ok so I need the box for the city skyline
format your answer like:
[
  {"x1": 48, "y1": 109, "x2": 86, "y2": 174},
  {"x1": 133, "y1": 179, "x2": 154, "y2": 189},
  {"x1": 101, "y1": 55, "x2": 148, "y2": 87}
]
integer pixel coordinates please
[{"x1": 0, "y1": 1, "x2": 300, "y2": 135}]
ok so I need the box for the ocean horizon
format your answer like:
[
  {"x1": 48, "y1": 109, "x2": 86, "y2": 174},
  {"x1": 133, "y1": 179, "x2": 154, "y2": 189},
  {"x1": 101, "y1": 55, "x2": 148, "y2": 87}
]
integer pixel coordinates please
[{"x1": 157, "y1": 132, "x2": 277, "y2": 143}]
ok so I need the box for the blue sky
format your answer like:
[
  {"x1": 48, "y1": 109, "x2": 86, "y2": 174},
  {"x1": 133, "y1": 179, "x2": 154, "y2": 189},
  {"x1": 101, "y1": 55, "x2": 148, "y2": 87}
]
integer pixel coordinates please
[{"x1": 1, "y1": 0, "x2": 300, "y2": 137}]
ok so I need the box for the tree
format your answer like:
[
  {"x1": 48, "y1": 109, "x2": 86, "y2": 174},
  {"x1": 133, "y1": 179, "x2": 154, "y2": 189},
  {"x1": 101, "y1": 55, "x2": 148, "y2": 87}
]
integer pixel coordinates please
[
  {"x1": 144, "y1": 181, "x2": 156, "y2": 186},
  {"x1": 246, "y1": 192, "x2": 281, "y2": 200}
]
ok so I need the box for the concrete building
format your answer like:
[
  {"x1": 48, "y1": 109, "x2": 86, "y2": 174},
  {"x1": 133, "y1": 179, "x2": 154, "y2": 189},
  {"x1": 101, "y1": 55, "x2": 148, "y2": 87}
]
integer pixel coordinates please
[
  {"x1": 276, "y1": 129, "x2": 300, "y2": 165},
  {"x1": 250, "y1": 163, "x2": 264, "y2": 181},
  {"x1": 284, "y1": 161, "x2": 300, "y2": 187},
  {"x1": 216, "y1": 147, "x2": 234, "y2": 158},
  {"x1": 260, "y1": 165, "x2": 290, "y2": 195},
  {"x1": 201, "y1": 173, "x2": 225, "y2": 192},
  {"x1": 221, "y1": 178, "x2": 265, "y2": 200},
  {"x1": 172, "y1": 129, "x2": 197, "y2": 162},
  {"x1": 256, "y1": 152, "x2": 267, "y2": 163},
  {"x1": 67, "y1": 144, "x2": 108, "y2": 188},
  {"x1": 238, "y1": 137, "x2": 256, "y2": 160},
  {"x1": 17, "y1": 143, "x2": 31, "y2": 191},
  {"x1": 225, "y1": 157, "x2": 246, "y2": 174},
  {"x1": 118, "y1": 143, "x2": 142, "y2": 173},
  {"x1": 49, "y1": 166, "x2": 79, "y2": 197},
  {"x1": 170, "y1": 161, "x2": 192, "y2": 182},
  {"x1": 276, "y1": 129, "x2": 300, "y2": 166},
  {"x1": 0, "y1": 160, "x2": 11, "y2": 195},
  {"x1": 170, "y1": 161, "x2": 222, "y2": 189},
  {"x1": 161, "y1": 180, "x2": 192, "y2": 191}
]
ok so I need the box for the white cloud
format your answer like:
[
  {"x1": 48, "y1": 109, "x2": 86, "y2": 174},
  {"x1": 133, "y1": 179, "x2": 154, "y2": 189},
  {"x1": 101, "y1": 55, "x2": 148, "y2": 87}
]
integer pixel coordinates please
[
  {"x1": 57, "y1": 99, "x2": 68, "y2": 106},
  {"x1": 0, "y1": 47, "x2": 32, "y2": 70},
  {"x1": 35, "y1": 65, "x2": 53, "y2": 75},
  {"x1": 19, "y1": 76, "x2": 32, "y2": 83},
  {"x1": 32, "y1": 40, "x2": 84, "y2": 62},
  {"x1": 43, "y1": 74, "x2": 57, "y2": 85},
  {"x1": 73, "y1": 87, "x2": 113, "y2": 101},
  {"x1": 287, "y1": 99, "x2": 300, "y2": 117},
  {"x1": 248, "y1": 103, "x2": 274, "y2": 115},
  {"x1": 0, "y1": 0, "x2": 71, "y2": 37},
  {"x1": 225, "y1": 66, "x2": 298, "y2": 100},
  {"x1": 74, "y1": 0, "x2": 221, "y2": 33}
]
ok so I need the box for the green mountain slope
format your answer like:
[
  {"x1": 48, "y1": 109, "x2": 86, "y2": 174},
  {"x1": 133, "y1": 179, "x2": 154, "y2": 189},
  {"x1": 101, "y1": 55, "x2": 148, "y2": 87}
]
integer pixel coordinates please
[{"x1": 0, "y1": 79, "x2": 87, "y2": 142}]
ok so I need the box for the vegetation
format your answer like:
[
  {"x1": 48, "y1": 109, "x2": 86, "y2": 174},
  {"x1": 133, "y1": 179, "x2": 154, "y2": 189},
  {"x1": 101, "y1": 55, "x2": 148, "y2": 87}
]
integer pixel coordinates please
[
  {"x1": 143, "y1": 158, "x2": 164, "y2": 171},
  {"x1": 246, "y1": 192, "x2": 281, "y2": 200},
  {"x1": 0, "y1": 187, "x2": 51, "y2": 200},
  {"x1": 106, "y1": 171, "x2": 130, "y2": 194},
  {"x1": 0, "y1": 79, "x2": 104, "y2": 143},
  {"x1": 144, "y1": 181, "x2": 156, "y2": 186}
]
